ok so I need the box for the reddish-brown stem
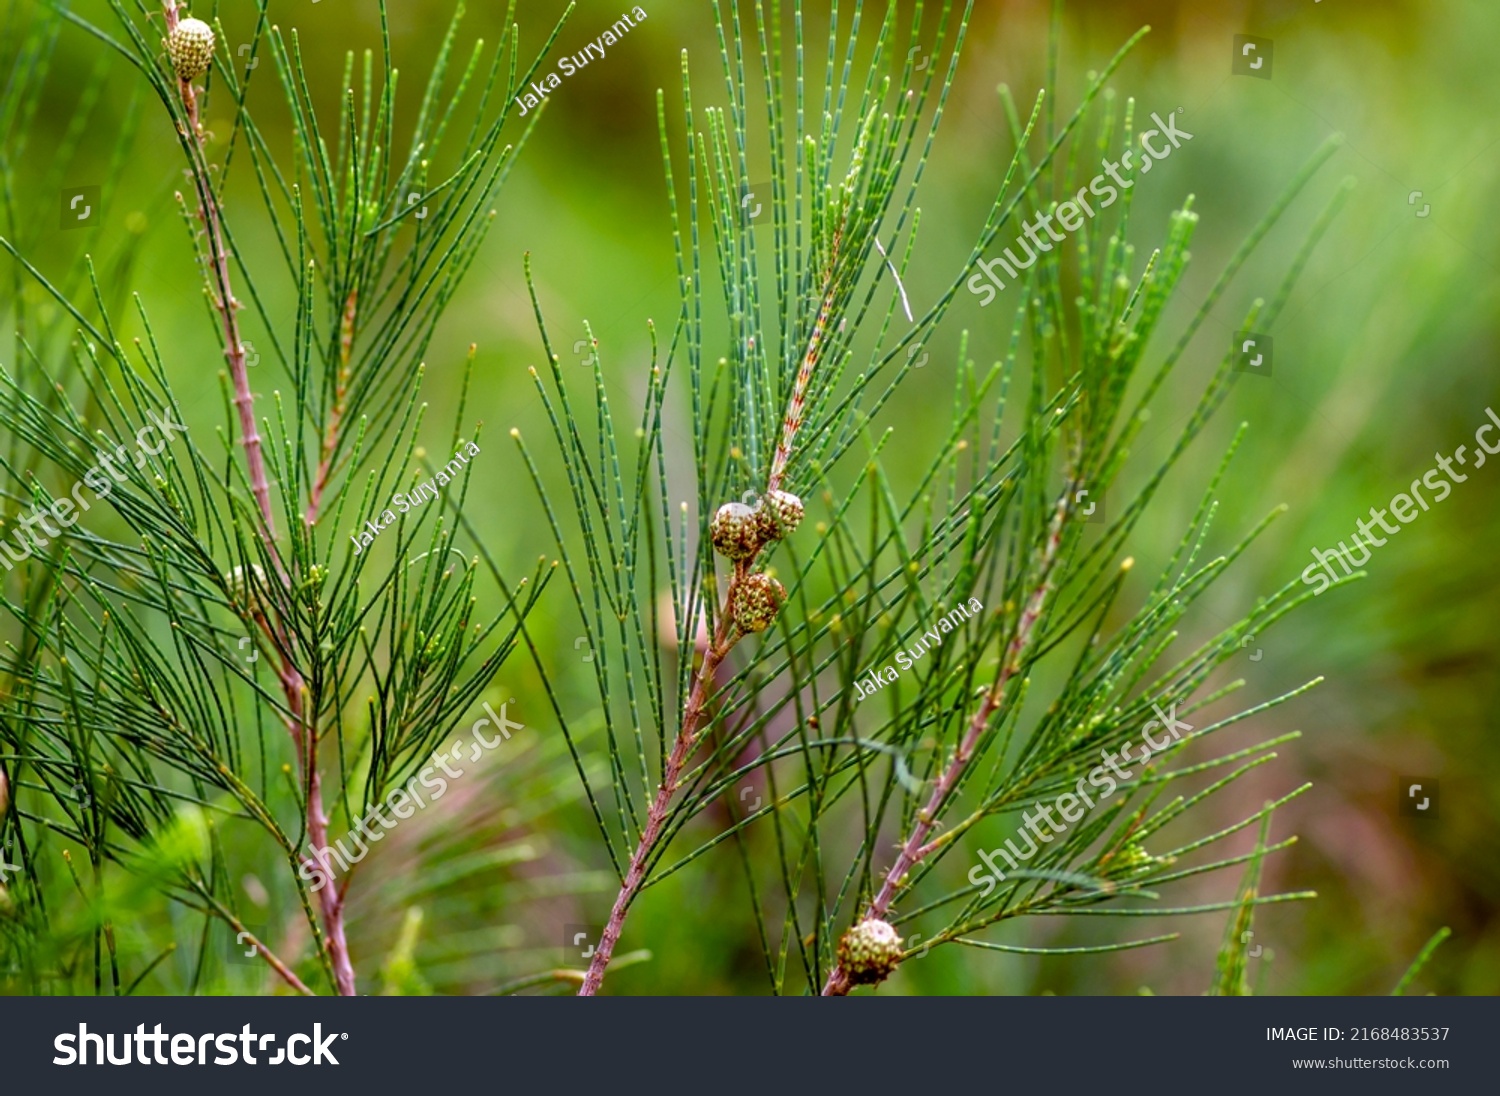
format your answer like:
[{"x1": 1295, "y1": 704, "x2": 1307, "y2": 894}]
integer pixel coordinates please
[
  {"x1": 292, "y1": 283, "x2": 360, "y2": 999},
  {"x1": 579, "y1": 585, "x2": 739, "y2": 996},
  {"x1": 296, "y1": 755, "x2": 350, "y2": 994},
  {"x1": 285, "y1": 673, "x2": 357, "y2": 997},
  {"x1": 163, "y1": 1, "x2": 355, "y2": 995},
  {"x1": 580, "y1": 264, "x2": 844, "y2": 995},
  {"x1": 225, "y1": 917, "x2": 315, "y2": 996},
  {"x1": 767, "y1": 244, "x2": 839, "y2": 495},
  {"x1": 163, "y1": 1, "x2": 275, "y2": 544},
  {"x1": 306, "y1": 289, "x2": 358, "y2": 523},
  {"x1": 821, "y1": 495, "x2": 1069, "y2": 995}
]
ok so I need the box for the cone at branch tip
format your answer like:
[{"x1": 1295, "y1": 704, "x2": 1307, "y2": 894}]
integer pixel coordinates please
[
  {"x1": 837, "y1": 918, "x2": 904, "y2": 986},
  {"x1": 168, "y1": 17, "x2": 216, "y2": 82}
]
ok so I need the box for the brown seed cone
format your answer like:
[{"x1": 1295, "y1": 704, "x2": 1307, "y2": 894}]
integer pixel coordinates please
[
  {"x1": 732, "y1": 572, "x2": 785, "y2": 634},
  {"x1": 837, "y1": 918, "x2": 904, "y2": 986},
  {"x1": 710, "y1": 501, "x2": 761, "y2": 560},
  {"x1": 755, "y1": 489, "x2": 804, "y2": 541}
]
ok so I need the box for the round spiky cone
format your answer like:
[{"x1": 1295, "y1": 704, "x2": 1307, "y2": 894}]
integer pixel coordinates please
[
  {"x1": 710, "y1": 501, "x2": 760, "y2": 560},
  {"x1": 755, "y1": 489, "x2": 804, "y2": 541},
  {"x1": 837, "y1": 918, "x2": 903, "y2": 986},
  {"x1": 168, "y1": 17, "x2": 216, "y2": 82},
  {"x1": 732, "y1": 572, "x2": 785, "y2": 633}
]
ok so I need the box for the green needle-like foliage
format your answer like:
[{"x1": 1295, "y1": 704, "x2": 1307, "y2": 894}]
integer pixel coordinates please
[
  {"x1": 0, "y1": 0, "x2": 562, "y2": 994},
  {"x1": 0, "y1": 0, "x2": 1364, "y2": 997},
  {"x1": 520, "y1": 0, "x2": 1344, "y2": 995}
]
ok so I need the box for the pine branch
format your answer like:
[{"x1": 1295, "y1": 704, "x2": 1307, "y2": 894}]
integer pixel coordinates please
[
  {"x1": 0, "y1": 0, "x2": 556, "y2": 996},
  {"x1": 822, "y1": 490, "x2": 1068, "y2": 994},
  {"x1": 197, "y1": 886, "x2": 315, "y2": 996},
  {"x1": 158, "y1": 0, "x2": 355, "y2": 995},
  {"x1": 579, "y1": 256, "x2": 848, "y2": 993},
  {"x1": 160, "y1": 0, "x2": 275, "y2": 547},
  {"x1": 306, "y1": 288, "x2": 360, "y2": 523}
]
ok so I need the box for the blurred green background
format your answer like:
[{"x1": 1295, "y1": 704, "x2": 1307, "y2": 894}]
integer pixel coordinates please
[{"x1": 3, "y1": 0, "x2": 1497, "y2": 994}]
